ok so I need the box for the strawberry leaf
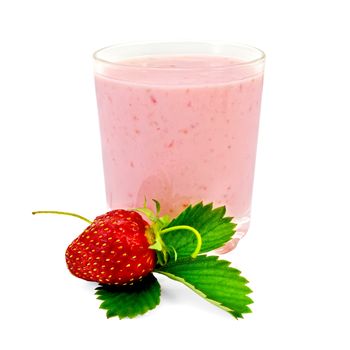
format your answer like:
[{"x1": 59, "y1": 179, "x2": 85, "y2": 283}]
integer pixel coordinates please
[
  {"x1": 95, "y1": 273, "x2": 160, "y2": 319},
  {"x1": 162, "y1": 202, "x2": 236, "y2": 258},
  {"x1": 155, "y1": 255, "x2": 253, "y2": 319}
]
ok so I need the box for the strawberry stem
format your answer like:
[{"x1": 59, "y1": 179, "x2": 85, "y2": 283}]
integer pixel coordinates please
[
  {"x1": 32, "y1": 210, "x2": 92, "y2": 224},
  {"x1": 160, "y1": 225, "x2": 202, "y2": 258}
]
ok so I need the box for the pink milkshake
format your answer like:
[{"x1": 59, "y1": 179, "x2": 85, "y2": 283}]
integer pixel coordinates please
[{"x1": 94, "y1": 42, "x2": 265, "y2": 250}]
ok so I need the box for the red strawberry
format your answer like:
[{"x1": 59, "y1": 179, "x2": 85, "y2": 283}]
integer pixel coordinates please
[{"x1": 65, "y1": 210, "x2": 156, "y2": 285}]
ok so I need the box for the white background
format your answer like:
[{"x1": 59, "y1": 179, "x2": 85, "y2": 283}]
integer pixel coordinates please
[{"x1": 1, "y1": 1, "x2": 349, "y2": 349}]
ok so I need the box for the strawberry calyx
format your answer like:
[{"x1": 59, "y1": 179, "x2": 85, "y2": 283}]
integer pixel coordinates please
[{"x1": 135, "y1": 199, "x2": 202, "y2": 265}]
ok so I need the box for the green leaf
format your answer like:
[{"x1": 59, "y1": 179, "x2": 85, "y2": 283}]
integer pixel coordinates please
[
  {"x1": 152, "y1": 199, "x2": 161, "y2": 215},
  {"x1": 135, "y1": 207, "x2": 157, "y2": 222},
  {"x1": 155, "y1": 255, "x2": 253, "y2": 319},
  {"x1": 149, "y1": 241, "x2": 163, "y2": 251},
  {"x1": 162, "y1": 202, "x2": 236, "y2": 258},
  {"x1": 95, "y1": 274, "x2": 161, "y2": 319},
  {"x1": 158, "y1": 214, "x2": 171, "y2": 227}
]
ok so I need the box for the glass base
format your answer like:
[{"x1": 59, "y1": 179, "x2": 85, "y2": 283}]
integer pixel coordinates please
[{"x1": 215, "y1": 215, "x2": 250, "y2": 254}]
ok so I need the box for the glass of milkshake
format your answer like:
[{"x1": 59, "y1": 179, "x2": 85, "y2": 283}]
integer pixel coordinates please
[{"x1": 94, "y1": 42, "x2": 265, "y2": 252}]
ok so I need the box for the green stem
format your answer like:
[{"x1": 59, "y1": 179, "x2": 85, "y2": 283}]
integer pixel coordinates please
[
  {"x1": 160, "y1": 225, "x2": 202, "y2": 258},
  {"x1": 32, "y1": 210, "x2": 92, "y2": 224}
]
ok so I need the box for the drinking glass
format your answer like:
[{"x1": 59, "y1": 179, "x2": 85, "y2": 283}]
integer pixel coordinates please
[{"x1": 94, "y1": 42, "x2": 265, "y2": 252}]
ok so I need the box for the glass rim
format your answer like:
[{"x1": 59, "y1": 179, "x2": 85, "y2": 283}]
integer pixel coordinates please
[{"x1": 93, "y1": 41, "x2": 265, "y2": 70}]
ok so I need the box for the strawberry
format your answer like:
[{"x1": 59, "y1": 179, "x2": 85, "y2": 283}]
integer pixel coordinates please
[
  {"x1": 65, "y1": 210, "x2": 156, "y2": 285},
  {"x1": 33, "y1": 202, "x2": 202, "y2": 285}
]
